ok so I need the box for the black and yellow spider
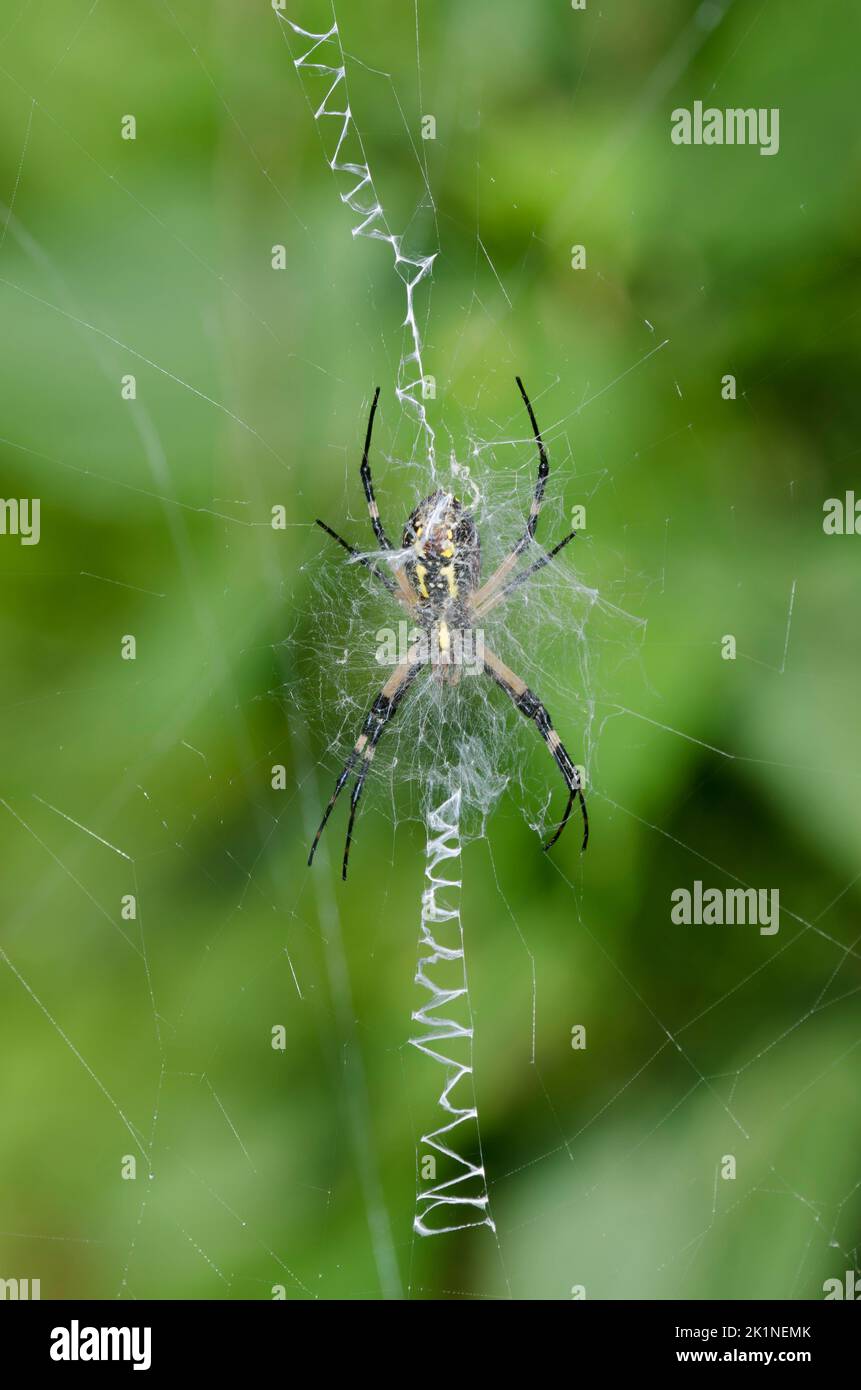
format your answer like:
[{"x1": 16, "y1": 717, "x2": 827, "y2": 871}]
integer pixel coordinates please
[{"x1": 309, "y1": 377, "x2": 589, "y2": 879}]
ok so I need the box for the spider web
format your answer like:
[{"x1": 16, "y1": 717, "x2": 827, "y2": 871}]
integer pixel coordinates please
[{"x1": 0, "y1": 0, "x2": 859, "y2": 1303}]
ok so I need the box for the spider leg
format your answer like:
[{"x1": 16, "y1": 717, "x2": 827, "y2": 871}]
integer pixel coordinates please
[
  {"x1": 353, "y1": 389, "x2": 417, "y2": 606},
  {"x1": 308, "y1": 656, "x2": 424, "y2": 879},
  {"x1": 514, "y1": 375, "x2": 550, "y2": 550},
  {"x1": 470, "y1": 376, "x2": 552, "y2": 611},
  {"x1": 315, "y1": 518, "x2": 398, "y2": 596},
  {"x1": 474, "y1": 529, "x2": 576, "y2": 618},
  {"x1": 359, "y1": 386, "x2": 394, "y2": 550},
  {"x1": 483, "y1": 643, "x2": 588, "y2": 853}
]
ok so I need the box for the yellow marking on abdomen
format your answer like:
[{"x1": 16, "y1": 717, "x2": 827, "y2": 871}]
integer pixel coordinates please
[
  {"x1": 416, "y1": 562, "x2": 429, "y2": 598},
  {"x1": 438, "y1": 621, "x2": 450, "y2": 652},
  {"x1": 440, "y1": 563, "x2": 458, "y2": 597}
]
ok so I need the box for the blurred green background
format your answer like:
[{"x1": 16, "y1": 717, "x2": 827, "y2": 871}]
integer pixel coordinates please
[{"x1": 1, "y1": 0, "x2": 860, "y2": 1300}]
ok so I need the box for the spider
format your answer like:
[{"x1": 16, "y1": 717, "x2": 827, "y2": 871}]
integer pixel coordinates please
[{"x1": 308, "y1": 377, "x2": 589, "y2": 880}]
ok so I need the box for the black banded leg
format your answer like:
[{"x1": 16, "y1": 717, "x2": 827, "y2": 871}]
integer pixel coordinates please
[
  {"x1": 315, "y1": 518, "x2": 398, "y2": 596},
  {"x1": 338, "y1": 711, "x2": 391, "y2": 881},
  {"x1": 341, "y1": 700, "x2": 395, "y2": 879},
  {"x1": 307, "y1": 657, "x2": 423, "y2": 879},
  {"x1": 340, "y1": 661, "x2": 422, "y2": 879},
  {"x1": 470, "y1": 377, "x2": 553, "y2": 610},
  {"x1": 307, "y1": 702, "x2": 384, "y2": 871},
  {"x1": 514, "y1": 375, "x2": 549, "y2": 555},
  {"x1": 356, "y1": 387, "x2": 417, "y2": 606},
  {"x1": 483, "y1": 644, "x2": 588, "y2": 853},
  {"x1": 359, "y1": 387, "x2": 394, "y2": 551},
  {"x1": 307, "y1": 753, "x2": 360, "y2": 867},
  {"x1": 517, "y1": 688, "x2": 588, "y2": 851}
]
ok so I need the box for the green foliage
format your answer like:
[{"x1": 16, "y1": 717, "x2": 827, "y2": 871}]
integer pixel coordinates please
[{"x1": 0, "y1": 0, "x2": 859, "y2": 1299}]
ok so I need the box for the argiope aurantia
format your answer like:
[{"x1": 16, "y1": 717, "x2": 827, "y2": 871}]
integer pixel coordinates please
[{"x1": 309, "y1": 378, "x2": 589, "y2": 879}]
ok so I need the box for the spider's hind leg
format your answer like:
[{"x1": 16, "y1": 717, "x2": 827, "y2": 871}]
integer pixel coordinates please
[
  {"x1": 307, "y1": 656, "x2": 423, "y2": 880},
  {"x1": 482, "y1": 643, "x2": 588, "y2": 853}
]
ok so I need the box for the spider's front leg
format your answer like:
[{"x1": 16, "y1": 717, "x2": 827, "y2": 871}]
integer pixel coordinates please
[
  {"x1": 470, "y1": 377, "x2": 552, "y2": 613},
  {"x1": 482, "y1": 644, "x2": 588, "y2": 853},
  {"x1": 315, "y1": 519, "x2": 399, "y2": 597},
  {"x1": 359, "y1": 387, "x2": 391, "y2": 550},
  {"x1": 356, "y1": 386, "x2": 415, "y2": 606},
  {"x1": 308, "y1": 654, "x2": 425, "y2": 880}
]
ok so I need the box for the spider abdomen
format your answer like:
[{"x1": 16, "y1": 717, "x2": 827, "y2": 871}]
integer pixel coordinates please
[{"x1": 402, "y1": 489, "x2": 481, "y2": 609}]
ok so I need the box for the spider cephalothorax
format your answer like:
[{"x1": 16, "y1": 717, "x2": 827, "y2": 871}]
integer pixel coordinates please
[{"x1": 310, "y1": 378, "x2": 588, "y2": 879}]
